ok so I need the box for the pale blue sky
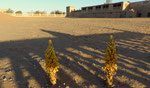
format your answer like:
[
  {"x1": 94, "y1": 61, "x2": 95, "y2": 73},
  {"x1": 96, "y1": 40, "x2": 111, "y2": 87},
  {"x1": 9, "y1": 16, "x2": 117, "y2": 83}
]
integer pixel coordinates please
[{"x1": 0, "y1": 0, "x2": 143, "y2": 13}]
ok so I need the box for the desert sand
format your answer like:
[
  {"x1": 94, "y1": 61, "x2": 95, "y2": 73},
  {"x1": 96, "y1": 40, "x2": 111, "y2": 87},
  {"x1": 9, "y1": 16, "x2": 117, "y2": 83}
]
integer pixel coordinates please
[{"x1": 0, "y1": 14, "x2": 150, "y2": 88}]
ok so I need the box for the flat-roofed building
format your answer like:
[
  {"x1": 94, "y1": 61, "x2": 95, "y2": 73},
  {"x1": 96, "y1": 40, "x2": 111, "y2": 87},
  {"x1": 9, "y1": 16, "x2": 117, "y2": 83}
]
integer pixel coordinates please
[{"x1": 66, "y1": 1, "x2": 150, "y2": 18}]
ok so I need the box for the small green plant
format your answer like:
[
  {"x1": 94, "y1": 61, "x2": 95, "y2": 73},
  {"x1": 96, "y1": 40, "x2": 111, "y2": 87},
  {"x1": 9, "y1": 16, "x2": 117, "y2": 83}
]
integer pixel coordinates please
[
  {"x1": 45, "y1": 40, "x2": 59, "y2": 85},
  {"x1": 103, "y1": 35, "x2": 117, "y2": 86}
]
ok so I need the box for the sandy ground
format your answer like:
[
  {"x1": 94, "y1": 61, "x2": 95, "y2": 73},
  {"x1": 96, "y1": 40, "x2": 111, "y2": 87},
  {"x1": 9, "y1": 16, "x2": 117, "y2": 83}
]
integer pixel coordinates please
[{"x1": 0, "y1": 14, "x2": 150, "y2": 88}]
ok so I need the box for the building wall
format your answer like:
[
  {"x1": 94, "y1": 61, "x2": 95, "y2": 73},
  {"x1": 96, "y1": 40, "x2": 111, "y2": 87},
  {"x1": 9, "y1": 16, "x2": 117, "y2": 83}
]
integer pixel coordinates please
[
  {"x1": 66, "y1": 6, "x2": 76, "y2": 17},
  {"x1": 128, "y1": 1, "x2": 150, "y2": 17},
  {"x1": 66, "y1": 1, "x2": 150, "y2": 18}
]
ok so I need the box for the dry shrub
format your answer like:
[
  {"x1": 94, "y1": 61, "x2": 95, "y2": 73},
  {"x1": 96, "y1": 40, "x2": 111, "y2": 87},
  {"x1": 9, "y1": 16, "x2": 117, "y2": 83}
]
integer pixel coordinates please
[
  {"x1": 103, "y1": 35, "x2": 118, "y2": 86},
  {"x1": 45, "y1": 40, "x2": 59, "y2": 85}
]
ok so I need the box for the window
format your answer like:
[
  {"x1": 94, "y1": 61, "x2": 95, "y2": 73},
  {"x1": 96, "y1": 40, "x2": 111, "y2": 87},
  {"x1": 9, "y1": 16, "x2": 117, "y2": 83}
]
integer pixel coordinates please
[
  {"x1": 96, "y1": 6, "x2": 101, "y2": 10},
  {"x1": 113, "y1": 3, "x2": 121, "y2": 7},
  {"x1": 82, "y1": 8, "x2": 86, "y2": 11},
  {"x1": 88, "y1": 7, "x2": 93, "y2": 11},
  {"x1": 118, "y1": 3, "x2": 121, "y2": 7},
  {"x1": 103, "y1": 5, "x2": 109, "y2": 9},
  {"x1": 137, "y1": 13, "x2": 142, "y2": 17},
  {"x1": 114, "y1": 4, "x2": 117, "y2": 7}
]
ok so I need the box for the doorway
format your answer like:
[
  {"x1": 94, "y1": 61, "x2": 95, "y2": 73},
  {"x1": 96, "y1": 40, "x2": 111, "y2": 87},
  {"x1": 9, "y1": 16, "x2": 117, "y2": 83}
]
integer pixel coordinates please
[
  {"x1": 137, "y1": 13, "x2": 142, "y2": 17},
  {"x1": 147, "y1": 12, "x2": 150, "y2": 17}
]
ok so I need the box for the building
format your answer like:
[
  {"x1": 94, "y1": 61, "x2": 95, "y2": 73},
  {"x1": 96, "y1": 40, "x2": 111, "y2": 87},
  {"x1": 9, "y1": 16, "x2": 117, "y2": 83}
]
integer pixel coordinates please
[
  {"x1": 66, "y1": 1, "x2": 150, "y2": 18},
  {"x1": 128, "y1": 1, "x2": 150, "y2": 17},
  {"x1": 0, "y1": 9, "x2": 8, "y2": 13}
]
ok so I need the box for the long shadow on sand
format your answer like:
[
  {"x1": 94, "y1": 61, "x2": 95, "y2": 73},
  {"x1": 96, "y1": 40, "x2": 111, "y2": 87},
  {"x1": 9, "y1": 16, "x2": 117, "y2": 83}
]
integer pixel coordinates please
[{"x1": 0, "y1": 28, "x2": 149, "y2": 88}]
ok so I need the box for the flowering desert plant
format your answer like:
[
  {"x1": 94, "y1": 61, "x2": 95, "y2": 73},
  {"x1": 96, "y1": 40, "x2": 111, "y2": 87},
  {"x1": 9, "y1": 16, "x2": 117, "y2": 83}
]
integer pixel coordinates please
[
  {"x1": 103, "y1": 35, "x2": 117, "y2": 86},
  {"x1": 45, "y1": 40, "x2": 59, "y2": 85}
]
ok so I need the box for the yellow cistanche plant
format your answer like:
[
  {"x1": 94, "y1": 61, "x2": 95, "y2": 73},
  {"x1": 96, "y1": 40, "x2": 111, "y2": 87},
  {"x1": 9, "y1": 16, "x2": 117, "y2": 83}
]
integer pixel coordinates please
[
  {"x1": 103, "y1": 35, "x2": 117, "y2": 86},
  {"x1": 45, "y1": 40, "x2": 59, "y2": 85}
]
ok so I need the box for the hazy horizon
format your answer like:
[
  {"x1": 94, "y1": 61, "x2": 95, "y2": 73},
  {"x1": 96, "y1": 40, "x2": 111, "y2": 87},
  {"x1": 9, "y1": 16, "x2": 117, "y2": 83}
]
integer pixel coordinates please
[{"x1": 0, "y1": 0, "x2": 143, "y2": 13}]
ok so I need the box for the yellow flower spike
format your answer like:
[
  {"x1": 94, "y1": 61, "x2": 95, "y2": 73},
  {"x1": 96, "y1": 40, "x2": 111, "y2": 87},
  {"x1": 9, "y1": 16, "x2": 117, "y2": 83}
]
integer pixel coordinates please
[
  {"x1": 45, "y1": 40, "x2": 59, "y2": 85},
  {"x1": 103, "y1": 35, "x2": 118, "y2": 86}
]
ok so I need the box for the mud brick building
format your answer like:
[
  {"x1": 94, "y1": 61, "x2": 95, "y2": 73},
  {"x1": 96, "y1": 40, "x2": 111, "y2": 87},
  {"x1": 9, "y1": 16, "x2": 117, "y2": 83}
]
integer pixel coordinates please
[{"x1": 66, "y1": 1, "x2": 150, "y2": 18}]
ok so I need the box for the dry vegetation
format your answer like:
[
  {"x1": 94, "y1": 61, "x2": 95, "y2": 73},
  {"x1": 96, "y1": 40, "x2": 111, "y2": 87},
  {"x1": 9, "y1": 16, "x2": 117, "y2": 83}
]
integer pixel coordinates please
[{"x1": 0, "y1": 14, "x2": 150, "y2": 88}]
